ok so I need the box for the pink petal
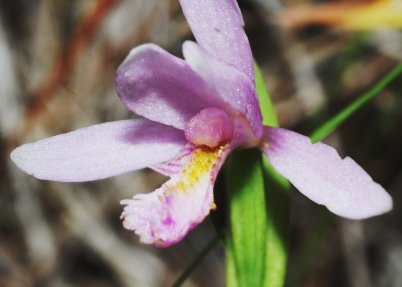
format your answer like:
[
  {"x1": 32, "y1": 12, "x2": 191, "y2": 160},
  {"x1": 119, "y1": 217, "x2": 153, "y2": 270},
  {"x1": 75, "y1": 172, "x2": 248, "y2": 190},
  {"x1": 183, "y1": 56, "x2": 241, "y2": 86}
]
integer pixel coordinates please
[
  {"x1": 260, "y1": 127, "x2": 392, "y2": 219},
  {"x1": 179, "y1": 0, "x2": 255, "y2": 83},
  {"x1": 11, "y1": 119, "x2": 186, "y2": 182},
  {"x1": 115, "y1": 44, "x2": 218, "y2": 130},
  {"x1": 183, "y1": 41, "x2": 263, "y2": 138},
  {"x1": 121, "y1": 142, "x2": 233, "y2": 247}
]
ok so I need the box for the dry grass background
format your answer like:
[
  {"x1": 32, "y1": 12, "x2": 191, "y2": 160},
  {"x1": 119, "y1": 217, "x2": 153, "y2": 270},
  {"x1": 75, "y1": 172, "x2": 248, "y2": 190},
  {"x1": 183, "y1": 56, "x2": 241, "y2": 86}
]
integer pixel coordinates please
[{"x1": 0, "y1": 0, "x2": 401, "y2": 286}]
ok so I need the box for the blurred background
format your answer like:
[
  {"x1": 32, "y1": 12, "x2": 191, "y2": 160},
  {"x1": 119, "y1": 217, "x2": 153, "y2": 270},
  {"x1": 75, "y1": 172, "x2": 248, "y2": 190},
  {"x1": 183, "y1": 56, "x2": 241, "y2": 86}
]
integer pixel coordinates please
[{"x1": 0, "y1": 0, "x2": 401, "y2": 286}]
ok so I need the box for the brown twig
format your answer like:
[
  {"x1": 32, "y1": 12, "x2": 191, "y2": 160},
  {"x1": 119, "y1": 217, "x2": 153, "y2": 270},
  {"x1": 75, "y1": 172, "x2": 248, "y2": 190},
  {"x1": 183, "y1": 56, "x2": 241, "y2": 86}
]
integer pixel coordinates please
[{"x1": 24, "y1": 0, "x2": 121, "y2": 132}]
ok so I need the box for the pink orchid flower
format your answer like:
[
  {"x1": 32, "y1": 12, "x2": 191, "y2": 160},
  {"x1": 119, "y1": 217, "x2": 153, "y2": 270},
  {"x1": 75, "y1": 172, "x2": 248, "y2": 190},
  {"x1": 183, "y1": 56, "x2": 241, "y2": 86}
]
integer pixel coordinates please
[{"x1": 11, "y1": 0, "x2": 392, "y2": 247}]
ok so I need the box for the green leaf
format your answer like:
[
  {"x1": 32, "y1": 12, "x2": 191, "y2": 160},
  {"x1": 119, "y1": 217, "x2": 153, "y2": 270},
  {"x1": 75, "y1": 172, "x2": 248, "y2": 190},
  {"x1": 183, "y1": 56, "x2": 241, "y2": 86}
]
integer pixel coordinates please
[
  {"x1": 225, "y1": 63, "x2": 290, "y2": 287},
  {"x1": 225, "y1": 152, "x2": 290, "y2": 287},
  {"x1": 226, "y1": 239, "x2": 239, "y2": 287},
  {"x1": 261, "y1": 156, "x2": 290, "y2": 287},
  {"x1": 226, "y1": 149, "x2": 267, "y2": 287},
  {"x1": 310, "y1": 63, "x2": 402, "y2": 142},
  {"x1": 254, "y1": 62, "x2": 279, "y2": 127},
  {"x1": 257, "y1": 62, "x2": 290, "y2": 287}
]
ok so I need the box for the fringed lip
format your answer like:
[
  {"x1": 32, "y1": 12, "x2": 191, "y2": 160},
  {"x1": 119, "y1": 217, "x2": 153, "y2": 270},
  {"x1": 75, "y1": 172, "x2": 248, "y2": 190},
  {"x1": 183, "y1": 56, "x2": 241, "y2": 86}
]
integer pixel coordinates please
[{"x1": 121, "y1": 142, "x2": 233, "y2": 247}]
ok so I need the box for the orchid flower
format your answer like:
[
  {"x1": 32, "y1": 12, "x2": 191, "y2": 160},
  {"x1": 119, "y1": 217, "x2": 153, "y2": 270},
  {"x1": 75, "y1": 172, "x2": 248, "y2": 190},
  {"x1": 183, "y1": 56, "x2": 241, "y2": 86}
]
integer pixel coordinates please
[{"x1": 11, "y1": 0, "x2": 392, "y2": 247}]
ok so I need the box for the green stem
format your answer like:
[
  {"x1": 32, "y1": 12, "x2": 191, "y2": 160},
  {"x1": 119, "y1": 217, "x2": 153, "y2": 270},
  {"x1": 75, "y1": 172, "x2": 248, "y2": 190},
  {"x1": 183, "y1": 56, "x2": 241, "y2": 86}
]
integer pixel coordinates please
[
  {"x1": 170, "y1": 235, "x2": 220, "y2": 287},
  {"x1": 310, "y1": 63, "x2": 402, "y2": 143}
]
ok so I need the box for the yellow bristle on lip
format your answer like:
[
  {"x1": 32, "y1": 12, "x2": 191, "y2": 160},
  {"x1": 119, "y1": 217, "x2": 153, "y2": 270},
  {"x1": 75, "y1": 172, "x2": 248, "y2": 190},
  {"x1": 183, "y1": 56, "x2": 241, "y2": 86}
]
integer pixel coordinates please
[
  {"x1": 184, "y1": 144, "x2": 227, "y2": 185},
  {"x1": 163, "y1": 143, "x2": 228, "y2": 195}
]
